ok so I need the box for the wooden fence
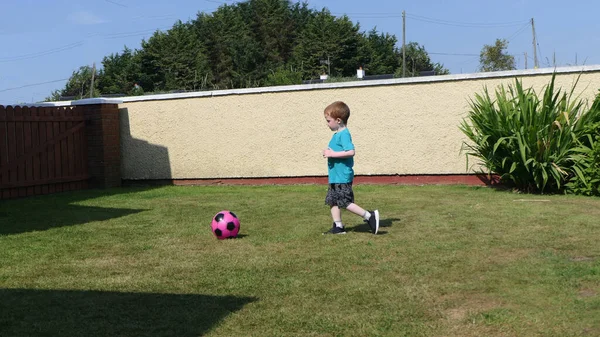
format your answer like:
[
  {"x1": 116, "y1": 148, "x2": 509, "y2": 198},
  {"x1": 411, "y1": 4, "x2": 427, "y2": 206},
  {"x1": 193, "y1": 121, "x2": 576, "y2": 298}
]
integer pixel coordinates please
[{"x1": 0, "y1": 105, "x2": 89, "y2": 199}]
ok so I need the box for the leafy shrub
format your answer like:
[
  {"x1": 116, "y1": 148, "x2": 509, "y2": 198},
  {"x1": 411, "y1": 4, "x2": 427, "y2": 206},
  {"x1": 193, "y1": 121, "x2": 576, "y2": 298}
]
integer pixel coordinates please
[
  {"x1": 460, "y1": 75, "x2": 600, "y2": 193},
  {"x1": 565, "y1": 92, "x2": 600, "y2": 195}
]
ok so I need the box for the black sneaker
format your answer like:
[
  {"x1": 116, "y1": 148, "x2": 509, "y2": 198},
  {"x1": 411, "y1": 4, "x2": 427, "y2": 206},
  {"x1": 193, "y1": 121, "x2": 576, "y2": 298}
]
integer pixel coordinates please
[
  {"x1": 365, "y1": 210, "x2": 380, "y2": 234},
  {"x1": 323, "y1": 223, "x2": 346, "y2": 235}
]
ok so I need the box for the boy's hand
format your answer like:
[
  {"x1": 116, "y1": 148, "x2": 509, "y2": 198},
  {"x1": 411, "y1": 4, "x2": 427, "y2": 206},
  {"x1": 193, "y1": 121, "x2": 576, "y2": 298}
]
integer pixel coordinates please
[
  {"x1": 322, "y1": 148, "x2": 334, "y2": 158},
  {"x1": 323, "y1": 148, "x2": 355, "y2": 159}
]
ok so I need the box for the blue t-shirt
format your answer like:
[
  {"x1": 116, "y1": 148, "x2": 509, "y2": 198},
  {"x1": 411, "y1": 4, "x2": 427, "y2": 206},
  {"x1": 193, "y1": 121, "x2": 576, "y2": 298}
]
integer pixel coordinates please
[{"x1": 327, "y1": 128, "x2": 355, "y2": 183}]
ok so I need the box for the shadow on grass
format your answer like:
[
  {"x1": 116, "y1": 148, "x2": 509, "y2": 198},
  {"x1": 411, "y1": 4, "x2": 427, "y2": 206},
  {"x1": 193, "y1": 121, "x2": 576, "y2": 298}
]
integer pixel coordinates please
[
  {"x1": 0, "y1": 187, "x2": 155, "y2": 236},
  {"x1": 347, "y1": 217, "x2": 400, "y2": 234},
  {"x1": 211, "y1": 234, "x2": 249, "y2": 240},
  {"x1": 0, "y1": 288, "x2": 257, "y2": 337},
  {"x1": 0, "y1": 106, "x2": 173, "y2": 235},
  {"x1": 0, "y1": 205, "x2": 145, "y2": 236}
]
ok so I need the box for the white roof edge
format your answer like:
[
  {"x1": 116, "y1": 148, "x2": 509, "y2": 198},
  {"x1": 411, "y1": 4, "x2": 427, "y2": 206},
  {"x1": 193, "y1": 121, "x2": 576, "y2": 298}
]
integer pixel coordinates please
[
  {"x1": 7, "y1": 65, "x2": 600, "y2": 106},
  {"x1": 70, "y1": 98, "x2": 123, "y2": 105},
  {"x1": 5, "y1": 97, "x2": 122, "y2": 107},
  {"x1": 23, "y1": 101, "x2": 73, "y2": 107},
  {"x1": 120, "y1": 65, "x2": 600, "y2": 103}
]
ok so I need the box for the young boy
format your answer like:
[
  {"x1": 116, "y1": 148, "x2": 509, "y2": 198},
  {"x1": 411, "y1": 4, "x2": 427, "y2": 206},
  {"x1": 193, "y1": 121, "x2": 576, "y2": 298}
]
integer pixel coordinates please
[{"x1": 322, "y1": 101, "x2": 379, "y2": 235}]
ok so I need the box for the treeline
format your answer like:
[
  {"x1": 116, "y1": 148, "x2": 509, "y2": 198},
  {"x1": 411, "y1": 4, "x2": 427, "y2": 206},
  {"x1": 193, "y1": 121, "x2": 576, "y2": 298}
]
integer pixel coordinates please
[{"x1": 49, "y1": 0, "x2": 449, "y2": 100}]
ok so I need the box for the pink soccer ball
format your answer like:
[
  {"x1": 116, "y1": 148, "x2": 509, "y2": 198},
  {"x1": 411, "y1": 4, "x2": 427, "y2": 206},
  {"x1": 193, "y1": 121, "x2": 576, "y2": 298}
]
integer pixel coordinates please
[{"x1": 211, "y1": 210, "x2": 240, "y2": 240}]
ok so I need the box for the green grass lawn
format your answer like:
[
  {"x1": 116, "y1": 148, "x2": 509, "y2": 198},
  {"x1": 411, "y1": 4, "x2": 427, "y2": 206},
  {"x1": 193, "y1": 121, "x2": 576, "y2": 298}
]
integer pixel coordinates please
[{"x1": 0, "y1": 184, "x2": 599, "y2": 336}]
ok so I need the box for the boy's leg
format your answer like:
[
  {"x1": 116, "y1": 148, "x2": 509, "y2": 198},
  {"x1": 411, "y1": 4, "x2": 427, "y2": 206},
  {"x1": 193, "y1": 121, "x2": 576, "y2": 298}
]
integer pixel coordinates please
[
  {"x1": 330, "y1": 206, "x2": 343, "y2": 227},
  {"x1": 347, "y1": 203, "x2": 380, "y2": 234},
  {"x1": 323, "y1": 205, "x2": 346, "y2": 234},
  {"x1": 323, "y1": 184, "x2": 346, "y2": 235},
  {"x1": 346, "y1": 203, "x2": 366, "y2": 217}
]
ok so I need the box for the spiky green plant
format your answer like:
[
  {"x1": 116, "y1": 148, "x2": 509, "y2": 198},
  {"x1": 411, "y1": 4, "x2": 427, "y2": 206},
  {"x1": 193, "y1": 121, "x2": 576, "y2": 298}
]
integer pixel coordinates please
[
  {"x1": 566, "y1": 91, "x2": 600, "y2": 195},
  {"x1": 460, "y1": 74, "x2": 600, "y2": 193}
]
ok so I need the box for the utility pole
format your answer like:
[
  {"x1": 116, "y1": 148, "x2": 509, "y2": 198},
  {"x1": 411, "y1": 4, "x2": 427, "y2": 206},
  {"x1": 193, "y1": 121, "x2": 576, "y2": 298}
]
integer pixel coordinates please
[
  {"x1": 531, "y1": 18, "x2": 538, "y2": 68},
  {"x1": 319, "y1": 56, "x2": 331, "y2": 78},
  {"x1": 524, "y1": 52, "x2": 528, "y2": 69},
  {"x1": 402, "y1": 10, "x2": 406, "y2": 77},
  {"x1": 90, "y1": 62, "x2": 96, "y2": 98}
]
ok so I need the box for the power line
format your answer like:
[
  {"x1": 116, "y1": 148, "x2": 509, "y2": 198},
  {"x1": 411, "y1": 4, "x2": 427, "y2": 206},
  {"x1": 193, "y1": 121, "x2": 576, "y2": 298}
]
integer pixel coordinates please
[
  {"x1": 131, "y1": 14, "x2": 178, "y2": 22},
  {"x1": 0, "y1": 25, "x2": 170, "y2": 65},
  {"x1": 459, "y1": 55, "x2": 480, "y2": 65},
  {"x1": 334, "y1": 13, "x2": 403, "y2": 19},
  {"x1": 0, "y1": 7, "x2": 541, "y2": 97},
  {"x1": 0, "y1": 41, "x2": 85, "y2": 63},
  {"x1": 330, "y1": 11, "x2": 528, "y2": 28},
  {"x1": 534, "y1": 30, "x2": 545, "y2": 67},
  {"x1": 505, "y1": 22, "x2": 531, "y2": 42},
  {"x1": 405, "y1": 13, "x2": 529, "y2": 28},
  {"x1": 105, "y1": 0, "x2": 127, "y2": 7},
  {"x1": 0, "y1": 78, "x2": 69, "y2": 93},
  {"x1": 204, "y1": 0, "x2": 236, "y2": 4},
  {"x1": 429, "y1": 52, "x2": 479, "y2": 56},
  {"x1": 103, "y1": 26, "x2": 172, "y2": 39}
]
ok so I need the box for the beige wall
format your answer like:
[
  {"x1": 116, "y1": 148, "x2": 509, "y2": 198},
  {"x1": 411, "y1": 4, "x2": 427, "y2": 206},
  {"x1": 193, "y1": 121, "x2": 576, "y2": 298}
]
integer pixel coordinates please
[{"x1": 119, "y1": 66, "x2": 600, "y2": 180}]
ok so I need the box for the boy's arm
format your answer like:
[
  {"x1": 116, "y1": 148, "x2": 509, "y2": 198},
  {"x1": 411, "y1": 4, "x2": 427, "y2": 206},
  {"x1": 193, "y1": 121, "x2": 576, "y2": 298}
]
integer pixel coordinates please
[
  {"x1": 324, "y1": 131, "x2": 355, "y2": 158},
  {"x1": 323, "y1": 148, "x2": 355, "y2": 158}
]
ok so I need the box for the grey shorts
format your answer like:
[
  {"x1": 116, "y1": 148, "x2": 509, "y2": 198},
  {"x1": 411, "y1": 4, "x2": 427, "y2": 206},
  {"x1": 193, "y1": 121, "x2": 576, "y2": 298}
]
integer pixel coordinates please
[{"x1": 325, "y1": 183, "x2": 355, "y2": 208}]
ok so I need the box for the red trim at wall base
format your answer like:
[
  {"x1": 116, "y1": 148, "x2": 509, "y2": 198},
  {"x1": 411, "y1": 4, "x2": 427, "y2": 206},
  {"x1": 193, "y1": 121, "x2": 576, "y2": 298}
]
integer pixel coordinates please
[{"x1": 124, "y1": 174, "x2": 501, "y2": 187}]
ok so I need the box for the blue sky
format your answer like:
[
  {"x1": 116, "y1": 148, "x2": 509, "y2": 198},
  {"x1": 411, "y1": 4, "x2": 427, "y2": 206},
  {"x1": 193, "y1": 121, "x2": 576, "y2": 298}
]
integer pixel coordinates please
[{"x1": 1, "y1": 0, "x2": 598, "y2": 105}]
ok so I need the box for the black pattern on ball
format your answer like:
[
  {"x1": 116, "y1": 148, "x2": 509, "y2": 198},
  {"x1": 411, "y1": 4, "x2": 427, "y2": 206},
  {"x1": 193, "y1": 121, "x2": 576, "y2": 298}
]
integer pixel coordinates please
[
  {"x1": 214, "y1": 213, "x2": 225, "y2": 222},
  {"x1": 227, "y1": 222, "x2": 236, "y2": 231},
  {"x1": 229, "y1": 211, "x2": 237, "y2": 218},
  {"x1": 214, "y1": 228, "x2": 223, "y2": 237}
]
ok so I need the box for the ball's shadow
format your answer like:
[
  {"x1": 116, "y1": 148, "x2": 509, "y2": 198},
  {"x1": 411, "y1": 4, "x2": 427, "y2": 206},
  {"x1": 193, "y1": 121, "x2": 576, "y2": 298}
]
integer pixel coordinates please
[
  {"x1": 347, "y1": 217, "x2": 400, "y2": 235},
  {"x1": 212, "y1": 234, "x2": 248, "y2": 240}
]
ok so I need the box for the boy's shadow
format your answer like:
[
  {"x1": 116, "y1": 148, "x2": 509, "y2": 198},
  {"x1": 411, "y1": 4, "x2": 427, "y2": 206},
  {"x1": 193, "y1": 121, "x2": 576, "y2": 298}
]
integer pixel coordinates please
[{"x1": 347, "y1": 217, "x2": 400, "y2": 235}]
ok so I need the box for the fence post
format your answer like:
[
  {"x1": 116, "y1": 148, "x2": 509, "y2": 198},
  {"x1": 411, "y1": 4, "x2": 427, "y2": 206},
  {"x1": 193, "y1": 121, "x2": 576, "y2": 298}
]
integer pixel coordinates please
[{"x1": 72, "y1": 98, "x2": 123, "y2": 189}]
